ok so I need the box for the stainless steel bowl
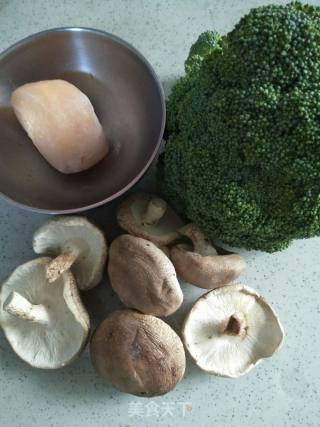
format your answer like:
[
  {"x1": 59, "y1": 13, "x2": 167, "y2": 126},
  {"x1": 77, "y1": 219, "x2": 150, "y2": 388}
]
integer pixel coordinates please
[{"x1": 0, "y1": 28, "x2": 165, "y2": 213}]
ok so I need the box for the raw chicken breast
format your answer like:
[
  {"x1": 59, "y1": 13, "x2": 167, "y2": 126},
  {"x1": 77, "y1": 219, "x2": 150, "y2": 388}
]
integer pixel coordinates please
[{"x1": 11, "y1": 80, "x2": 108, "y2": 174}]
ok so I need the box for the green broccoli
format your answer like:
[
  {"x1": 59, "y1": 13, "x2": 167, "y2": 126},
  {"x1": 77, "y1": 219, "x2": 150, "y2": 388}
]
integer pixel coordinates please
[
  {"x1": 158, "y1": 1, "x2": 320, "y2": 252},
  {"x1": 184, "y1": 30, "x2": 222, "y2": 73}
]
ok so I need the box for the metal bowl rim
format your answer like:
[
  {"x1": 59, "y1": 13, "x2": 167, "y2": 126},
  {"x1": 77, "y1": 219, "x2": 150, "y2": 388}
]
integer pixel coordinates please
[{"x1": 0, "y1": 26, "x2": 166, "y2": 214}]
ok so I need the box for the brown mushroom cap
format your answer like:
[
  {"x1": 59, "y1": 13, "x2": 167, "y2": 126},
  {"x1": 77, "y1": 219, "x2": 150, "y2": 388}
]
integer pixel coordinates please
[
  {"x1": 117, "y1": 193, "x2": 184, "y2": 245},
  {"x1": 90, "y1": 309, "x2": 186, "y2": 396},
  {"x1": 170, "y1": 224, "x2": 246, "y2": 289},
  {"x1": 108, "y1": 235, "x2": 183, "y2": 316},
  {"x1": 171, "y1": 244, "x2": 246, "y2": 289}
]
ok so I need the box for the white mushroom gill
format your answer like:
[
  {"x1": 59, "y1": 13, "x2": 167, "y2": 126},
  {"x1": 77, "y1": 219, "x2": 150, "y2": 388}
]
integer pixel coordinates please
[
  {"x1": 117, "y1": 193, "x2": 184, "y2": 244},
  {"x1": 0, "y1": 258, "x2": 89, "y2": 369},
  {"x1": 33, "y1": 216, "x2": 107, "y2": 290},
  {"x1": 183, "y1": 284, "x2": 284, "y2": 378},
  {"x1": 131, "y1": 197, "x2": 181, "y2": 236}
]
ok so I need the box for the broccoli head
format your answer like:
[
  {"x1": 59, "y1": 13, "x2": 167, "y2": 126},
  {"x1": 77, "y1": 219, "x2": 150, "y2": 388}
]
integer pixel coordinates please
[{"x1": 158, "y1": 1, "x2": 320, "y2": 252}]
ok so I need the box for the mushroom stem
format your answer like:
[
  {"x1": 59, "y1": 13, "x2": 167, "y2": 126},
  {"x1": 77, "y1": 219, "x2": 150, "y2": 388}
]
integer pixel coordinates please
[
  {"x1": 222, "y1": 313, "x2": 247, "y2": 337},
  {"x1": 179, "y1": 224, "x2": 217, "y2": 256},
  {"x1": 142, "y1": 197, "x2": 167, "y2": 225},
  {"x1": 3, "y1": 291, "x2": 50, "y2": 324},
  {"x1": 46, "y1": 248, "x2": 79, "y2": 283}
]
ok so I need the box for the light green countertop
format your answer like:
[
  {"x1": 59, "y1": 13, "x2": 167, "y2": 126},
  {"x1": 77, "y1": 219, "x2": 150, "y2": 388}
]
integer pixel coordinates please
[{"x1": 0, "y1": 1, "x2": 319, "y2": 426}]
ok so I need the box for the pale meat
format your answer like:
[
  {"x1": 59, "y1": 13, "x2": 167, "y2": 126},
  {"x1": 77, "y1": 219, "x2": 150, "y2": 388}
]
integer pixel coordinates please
[{"x1": 11, "y1": 79, "x2": 108, "y2": 174}]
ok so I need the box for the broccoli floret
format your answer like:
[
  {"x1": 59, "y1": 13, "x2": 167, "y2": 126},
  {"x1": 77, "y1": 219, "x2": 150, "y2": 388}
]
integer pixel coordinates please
[
  {"x1": 158, "y1": 2, "x2": 320, "y2": 252},
  {"x1": 166, "y1": 31, "x2": 222, "y2": 134},
  {"x1": 184, "y1": 30, "x2": 222, "y2": 73}
]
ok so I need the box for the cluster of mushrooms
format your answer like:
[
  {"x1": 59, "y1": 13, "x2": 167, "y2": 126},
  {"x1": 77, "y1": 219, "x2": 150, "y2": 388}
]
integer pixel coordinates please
[{"x1": 0, "y1": 193, "x2": 284, "y2": 396}]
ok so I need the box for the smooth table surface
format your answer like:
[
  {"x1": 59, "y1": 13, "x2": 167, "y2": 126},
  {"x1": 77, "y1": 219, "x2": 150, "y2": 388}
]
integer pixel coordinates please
[{"x1": 0, "y1": 1, "x2": 320, "y2": 426}]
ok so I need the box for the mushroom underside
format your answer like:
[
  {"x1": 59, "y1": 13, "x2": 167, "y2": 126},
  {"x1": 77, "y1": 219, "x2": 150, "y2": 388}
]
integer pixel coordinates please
[
  {"x1": 33, "y1": 216, "x2": 107, "y2": 290},
  {"x1": 0, "y1": 258, "x2": 89, "y2": 368},
  {"x1": 117, "y1": 194, "x2": 184, "y2": 244},
  {"x1": 183, "y1": 285, "x2": 284, "y2": 377}
]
